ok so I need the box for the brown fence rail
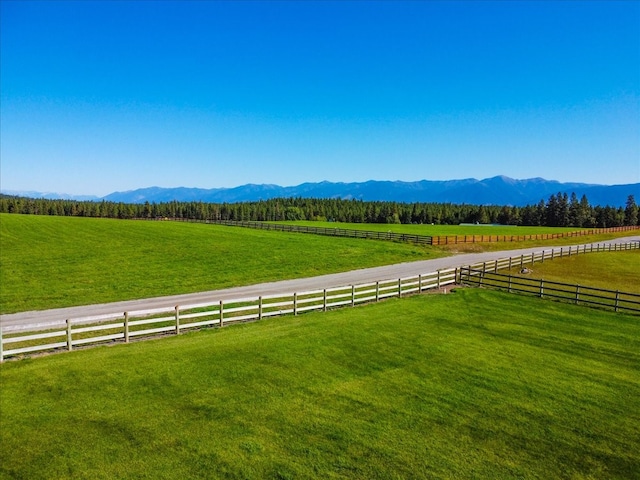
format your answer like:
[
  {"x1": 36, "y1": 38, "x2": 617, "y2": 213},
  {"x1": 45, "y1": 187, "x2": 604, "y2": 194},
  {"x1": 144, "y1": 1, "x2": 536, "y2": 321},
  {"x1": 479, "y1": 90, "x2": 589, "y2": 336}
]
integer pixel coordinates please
[
  {"x1": 459, "y1": 267, "x2": 640, "y2": 314},
  {"x1": 203, "y1": 220, "x2": 434, "y2": 244},
  {"x1": 430, "y1": 225, "x2": 640, "y2": 245},
  {"x1": 151, "y1": 219, "x2": 639, "y2": 246}
]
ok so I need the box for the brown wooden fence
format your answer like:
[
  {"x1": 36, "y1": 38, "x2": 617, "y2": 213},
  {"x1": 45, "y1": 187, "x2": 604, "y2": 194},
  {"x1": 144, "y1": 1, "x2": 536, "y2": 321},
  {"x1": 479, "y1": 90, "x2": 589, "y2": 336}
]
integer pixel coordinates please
[
  {"x1": 459, "y1": 267, "x2": 640, "y2": 314},
  {"x1": 430, "y1": 225, "x2": 640, "y2": 245},
  {"x1": 153, "y1": 218, "x2": 639, "y2": 246}
]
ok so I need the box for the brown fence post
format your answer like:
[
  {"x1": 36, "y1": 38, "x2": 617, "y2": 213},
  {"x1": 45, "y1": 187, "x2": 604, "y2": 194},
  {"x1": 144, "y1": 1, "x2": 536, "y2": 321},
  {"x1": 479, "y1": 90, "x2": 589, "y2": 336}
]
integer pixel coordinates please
[
  {"x1": 219, "y1": 300, "x2": 224, "y2": 327},
  {"x1": 293, "y1": 292, "x2": 298, "y2": 315},
  {"x1": 376, "y1": 282, "x2": 380, "y2": 302},
  {"x1": 398, "y1": 279, "x2": 402, "y2": 298},
  {"x1": 323, "y1": 290, "x2": 327, "y2": 311}
]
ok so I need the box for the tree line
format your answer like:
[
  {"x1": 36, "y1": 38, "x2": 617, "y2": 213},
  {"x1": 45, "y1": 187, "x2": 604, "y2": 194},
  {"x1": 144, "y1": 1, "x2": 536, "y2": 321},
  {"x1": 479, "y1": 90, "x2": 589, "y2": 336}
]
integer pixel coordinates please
[{"x1": 0, "y1": 193, "x2": 638, "y2": 228}]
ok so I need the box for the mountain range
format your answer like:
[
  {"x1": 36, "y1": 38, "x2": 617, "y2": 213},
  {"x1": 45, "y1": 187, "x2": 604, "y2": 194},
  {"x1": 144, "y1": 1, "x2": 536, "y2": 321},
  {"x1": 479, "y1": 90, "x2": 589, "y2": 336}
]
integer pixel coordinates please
[{"x1": 3, "y1": 176, "x2": 639, "y2": 207}]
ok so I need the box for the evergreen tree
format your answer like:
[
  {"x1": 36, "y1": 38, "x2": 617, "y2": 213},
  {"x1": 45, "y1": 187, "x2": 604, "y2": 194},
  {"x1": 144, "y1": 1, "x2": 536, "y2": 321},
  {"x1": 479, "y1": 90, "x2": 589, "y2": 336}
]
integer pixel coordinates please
[{"x1": 624, "y1": 195, "x2": 638, "y2": 226}]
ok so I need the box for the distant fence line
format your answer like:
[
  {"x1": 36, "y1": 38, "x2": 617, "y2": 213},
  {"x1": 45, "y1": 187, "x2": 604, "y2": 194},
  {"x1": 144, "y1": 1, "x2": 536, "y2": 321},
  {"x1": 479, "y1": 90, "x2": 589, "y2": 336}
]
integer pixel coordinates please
[
  {"x1": 1, "y1": 240, "x2": 638, "y2": 362},
  {"x1": 429, "y1": 225, "x2": 640, "y2": 246},
  {"x1": 160, "y1": 218, "x2": 639, "y2": 246}
]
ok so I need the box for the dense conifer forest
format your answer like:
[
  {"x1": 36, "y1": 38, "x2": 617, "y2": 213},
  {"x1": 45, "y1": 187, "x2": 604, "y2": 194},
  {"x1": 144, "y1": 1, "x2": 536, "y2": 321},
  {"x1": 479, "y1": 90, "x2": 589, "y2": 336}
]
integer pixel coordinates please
[{"x1": 0, "y1": 193, "x2": 638, "y2": 228}]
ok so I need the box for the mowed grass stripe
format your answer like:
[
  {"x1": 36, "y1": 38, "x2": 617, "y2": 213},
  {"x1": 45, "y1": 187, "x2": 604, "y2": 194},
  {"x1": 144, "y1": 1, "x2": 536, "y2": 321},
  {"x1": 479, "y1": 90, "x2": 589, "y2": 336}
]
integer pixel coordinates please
[
  {"x1": 0, "y1": 214, "x2": 444, "y2": 314},
  {"x1": 1, "y1": 289, "x2": 638, "y2": 479}
]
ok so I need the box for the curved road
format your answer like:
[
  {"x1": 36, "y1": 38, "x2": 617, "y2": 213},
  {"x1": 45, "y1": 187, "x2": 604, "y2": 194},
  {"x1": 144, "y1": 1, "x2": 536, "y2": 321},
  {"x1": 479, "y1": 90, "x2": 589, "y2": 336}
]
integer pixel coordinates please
[{"x1": 2, "y1": 236, "x2": 638, "y2": 332}]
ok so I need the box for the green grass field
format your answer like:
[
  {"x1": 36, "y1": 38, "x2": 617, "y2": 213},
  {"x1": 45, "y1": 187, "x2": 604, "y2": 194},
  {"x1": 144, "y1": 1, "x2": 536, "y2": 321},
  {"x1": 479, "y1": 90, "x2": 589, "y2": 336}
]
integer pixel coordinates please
[
  {"x1": 1, "y1": 289, "x2": 638, "y2": 479},
  {"x1": 279, "y1": 220, "x2": 639, "y2": 252},
  {"x1": 0, "y1": 214, "x2": 446, "y2": 314},
  {"x1": 507, "y1": 250, "x2": 640, "y2": 294},
  {"x1": 281, "y1": 220, "x2": 579, "y2": 236}
]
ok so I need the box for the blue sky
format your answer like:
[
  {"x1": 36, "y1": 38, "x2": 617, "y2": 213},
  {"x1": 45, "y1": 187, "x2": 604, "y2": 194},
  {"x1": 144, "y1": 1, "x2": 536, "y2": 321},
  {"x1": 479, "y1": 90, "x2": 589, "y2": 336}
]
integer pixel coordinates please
[{"x1": 1, "y1": 0, "x2": 639, "y2": 196}]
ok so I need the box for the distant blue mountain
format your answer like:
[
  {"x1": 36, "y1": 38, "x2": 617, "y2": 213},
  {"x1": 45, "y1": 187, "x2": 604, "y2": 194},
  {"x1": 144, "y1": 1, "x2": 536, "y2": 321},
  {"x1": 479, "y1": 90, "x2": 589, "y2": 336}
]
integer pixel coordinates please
[
  {"x1": 3, "y1": 176, "x2": 639, "y2": 207},
  {"x1": 0, "y1": 190, "x2": 101, "y2": 202},
  {"x1": 101, "y1": 176, "x2": 638, "y2": 207}
]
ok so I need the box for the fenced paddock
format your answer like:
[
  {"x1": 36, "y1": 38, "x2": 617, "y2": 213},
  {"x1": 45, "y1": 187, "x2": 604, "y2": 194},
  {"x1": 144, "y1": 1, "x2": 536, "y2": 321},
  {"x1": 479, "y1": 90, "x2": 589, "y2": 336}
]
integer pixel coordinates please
[
  {"x1": 459, "y1": 268, "x2": 640, "y2": 314},
  {"x1": 159, "y1": 218, "x2": 640, "y2": 246},
  {"x1": 1, "y1": 240, "x2": 638, "y2": 362},
  {"x1": 429, "y1": 225, "x2": 639, "y2": 245}
]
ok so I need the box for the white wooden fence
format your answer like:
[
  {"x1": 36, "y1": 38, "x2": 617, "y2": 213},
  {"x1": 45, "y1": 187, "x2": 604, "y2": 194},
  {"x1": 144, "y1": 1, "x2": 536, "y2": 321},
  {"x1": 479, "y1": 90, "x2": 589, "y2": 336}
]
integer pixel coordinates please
[{"x1": 1, "y1": 240, "x2": 638, "y2": 362}]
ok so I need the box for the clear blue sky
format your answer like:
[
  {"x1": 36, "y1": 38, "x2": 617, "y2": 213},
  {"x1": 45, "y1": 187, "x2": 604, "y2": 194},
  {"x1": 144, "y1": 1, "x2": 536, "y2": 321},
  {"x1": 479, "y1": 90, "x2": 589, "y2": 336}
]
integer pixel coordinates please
[{"x1": 1, "y1": 0, "x2": 639, "y2": 196}]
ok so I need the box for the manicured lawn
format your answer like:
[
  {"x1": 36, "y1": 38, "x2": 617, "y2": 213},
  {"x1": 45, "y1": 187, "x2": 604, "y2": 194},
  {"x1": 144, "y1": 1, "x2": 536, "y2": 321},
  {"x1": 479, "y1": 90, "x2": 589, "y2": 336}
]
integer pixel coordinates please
[
  {"x1": 1, "y1": 289, "x2": 638, "y2": 479},
  {"x1": 0, "y1": 214, "x2": 445, "y2": 313}
]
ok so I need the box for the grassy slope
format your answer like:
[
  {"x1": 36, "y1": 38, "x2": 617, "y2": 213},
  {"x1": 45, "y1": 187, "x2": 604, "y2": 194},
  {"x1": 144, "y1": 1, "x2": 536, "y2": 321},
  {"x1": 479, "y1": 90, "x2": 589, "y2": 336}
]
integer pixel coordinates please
[
  {"x1": 0, "y1": 214, "x2": 445, "y2": 314},
  {"x1": 1, "y1": 289, "x2": 638, "y2": 479},
  {"x1": 506, "y1": 250, "x2": 640, "y2": 294}
]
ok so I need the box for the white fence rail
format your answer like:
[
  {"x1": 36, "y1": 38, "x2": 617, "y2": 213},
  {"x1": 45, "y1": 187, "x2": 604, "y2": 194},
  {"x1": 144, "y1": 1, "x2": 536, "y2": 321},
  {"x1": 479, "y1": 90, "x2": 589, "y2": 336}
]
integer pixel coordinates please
[
  {"x1": 1, "y1": 240, "x2": 638, "y2": 362},
  {"x1": 0, "y1": 269, "x2": 457, "y2": 361}
]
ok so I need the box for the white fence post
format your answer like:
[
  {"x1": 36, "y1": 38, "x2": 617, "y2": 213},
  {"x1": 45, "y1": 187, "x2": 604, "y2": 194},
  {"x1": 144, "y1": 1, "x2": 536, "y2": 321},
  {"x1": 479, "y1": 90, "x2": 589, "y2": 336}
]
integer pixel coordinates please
[
  {"x1": 259, "y1": 296, "x2": 263, "y2": 320},
  {"x1": 66, "y1": 319, "x2": 73, "y2": 352},
  {"x1": 124, "y1": 312, "x2": 129, "y2": 343},
  {"x1": 398, "y1": 279, "x2": 402, "y2": 298},
  {"x1": 352, "y1": 286, "x2": 356, "y2": 306},
  {"x1": 175, "y1": 306, "x2": 180, "y2": 335},
  {"x1": 294, "y1": 293, "x2": 298, "y2": 315},
  {"x1": 219, "y1": 300, "x2": 224, "y2": 327},
  {"x1": 0, "y1": 326, "x2": 3, "y2": 363}
]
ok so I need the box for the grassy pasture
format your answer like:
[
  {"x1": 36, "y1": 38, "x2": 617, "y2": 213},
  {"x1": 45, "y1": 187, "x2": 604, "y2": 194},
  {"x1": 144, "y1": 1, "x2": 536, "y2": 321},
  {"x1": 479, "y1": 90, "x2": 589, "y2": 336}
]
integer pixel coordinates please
[
  {"x1": 279, "y1": 220, "x2": 638, "y2": 252},
  {"x1": 507, "y1": 250, "x2": 640, "y2": 294},
  {"x1": 280, "y1": 220, "x2": 579, "y2": 236},
  {"x1": 0, "y1": 214, "x2": 445, "y2": 314},
  {"x1": 1, "y1": 289, "x2": 638, "y2": 479}
]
